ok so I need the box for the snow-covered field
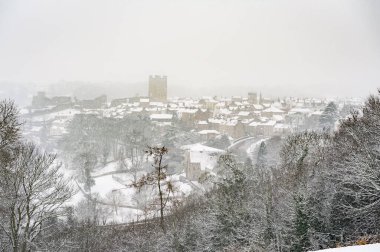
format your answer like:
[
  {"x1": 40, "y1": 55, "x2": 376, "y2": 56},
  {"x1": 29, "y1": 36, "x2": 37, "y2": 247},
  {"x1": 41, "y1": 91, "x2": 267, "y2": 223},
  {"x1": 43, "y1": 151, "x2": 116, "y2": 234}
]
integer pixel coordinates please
[
  {"x1": 68, "y1": 160, "x2": 203, "y2": 224},
  {"x1": 312, "y1": 243, "x2": 380, "y2": 252}
]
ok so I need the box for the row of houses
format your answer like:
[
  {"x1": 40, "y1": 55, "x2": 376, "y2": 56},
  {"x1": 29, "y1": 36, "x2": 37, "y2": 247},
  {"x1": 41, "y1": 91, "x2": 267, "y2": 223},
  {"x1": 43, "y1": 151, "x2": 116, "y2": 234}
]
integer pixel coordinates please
[
  {"x1": 101, "y1": 96, "x2": 329, "y2": 138},
  {"x1": 24, "y1": 91, "x2": 362, "y2": 184}
]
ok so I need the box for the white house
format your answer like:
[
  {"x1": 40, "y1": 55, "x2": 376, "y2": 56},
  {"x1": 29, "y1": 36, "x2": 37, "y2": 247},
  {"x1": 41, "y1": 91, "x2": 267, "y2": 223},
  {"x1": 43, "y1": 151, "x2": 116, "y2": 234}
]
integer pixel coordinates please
[
  {"x1": 149, "y1": 113, "x2": 173, "y2": 125},
  {"x1": 181, "y1": 143, "x2": 225, "y2": 181}
]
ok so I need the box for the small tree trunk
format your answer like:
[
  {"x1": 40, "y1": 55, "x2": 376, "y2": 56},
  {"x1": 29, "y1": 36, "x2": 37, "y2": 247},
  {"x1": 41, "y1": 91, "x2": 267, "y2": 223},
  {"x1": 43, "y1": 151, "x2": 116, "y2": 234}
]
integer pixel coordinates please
[{"x1": 157, "y1": 155, "x2": 166, "y2": 233}]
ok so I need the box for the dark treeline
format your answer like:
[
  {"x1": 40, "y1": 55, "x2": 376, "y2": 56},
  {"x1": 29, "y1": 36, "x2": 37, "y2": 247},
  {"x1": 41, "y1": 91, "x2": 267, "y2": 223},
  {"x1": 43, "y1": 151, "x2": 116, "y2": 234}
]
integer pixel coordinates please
[{"x1": 1, "y1": 91, "x2": 380, "y2": 251}]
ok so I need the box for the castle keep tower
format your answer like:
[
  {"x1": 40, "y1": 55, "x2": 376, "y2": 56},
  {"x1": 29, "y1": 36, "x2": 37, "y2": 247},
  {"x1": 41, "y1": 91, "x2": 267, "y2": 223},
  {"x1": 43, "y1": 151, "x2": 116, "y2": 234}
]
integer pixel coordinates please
[{"x1": 149, "y1": 75, "x2": 167, "y2": 102}]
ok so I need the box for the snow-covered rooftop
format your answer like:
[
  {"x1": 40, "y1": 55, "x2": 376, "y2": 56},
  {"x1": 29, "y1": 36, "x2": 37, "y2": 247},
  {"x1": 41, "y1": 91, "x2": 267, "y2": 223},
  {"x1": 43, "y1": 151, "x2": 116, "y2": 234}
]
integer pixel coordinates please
[
  {"x1": 149, "y1": 114, "x2": 173, "y2": 120},
  {"x1": 181, "y1": 143, "x2": 225, "y2": 153},
  {"x1": 263, "y1": 106, "x2": 285, "y2": 113},
  {"x1": 198, "y1": 130, "x2": 220, "y2": 135}
]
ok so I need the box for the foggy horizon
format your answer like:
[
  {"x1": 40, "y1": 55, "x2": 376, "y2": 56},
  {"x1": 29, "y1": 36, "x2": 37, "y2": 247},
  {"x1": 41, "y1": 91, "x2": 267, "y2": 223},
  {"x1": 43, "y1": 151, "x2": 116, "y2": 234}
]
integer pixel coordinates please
[
  {"x1": 1, "y1": 79, "x2": 374, "y2": 100},
  {"x1": 1, "y1": 0, "x2": 379, "y2": 99}
]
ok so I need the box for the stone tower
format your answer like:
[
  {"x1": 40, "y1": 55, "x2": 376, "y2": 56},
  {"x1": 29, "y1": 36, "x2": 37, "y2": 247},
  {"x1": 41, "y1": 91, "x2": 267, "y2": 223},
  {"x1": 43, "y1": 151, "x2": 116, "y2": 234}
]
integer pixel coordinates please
[{"x1": 149, "y1": 75, "x2": 167, "y2": 102}]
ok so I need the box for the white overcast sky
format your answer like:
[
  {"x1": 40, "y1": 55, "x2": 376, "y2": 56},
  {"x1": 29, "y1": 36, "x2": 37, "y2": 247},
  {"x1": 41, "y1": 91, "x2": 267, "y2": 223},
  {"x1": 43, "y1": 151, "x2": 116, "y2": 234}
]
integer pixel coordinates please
[{"x1": 0, "y1": 0, "x2": 379, "y2": 98}]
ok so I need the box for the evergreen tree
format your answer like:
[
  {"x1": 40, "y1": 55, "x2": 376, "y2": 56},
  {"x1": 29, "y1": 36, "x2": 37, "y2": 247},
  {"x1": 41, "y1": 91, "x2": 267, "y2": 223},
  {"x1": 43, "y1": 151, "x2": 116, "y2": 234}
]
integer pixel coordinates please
[
  {"x1": 257, "y1": 141, "x2": 268, "y2": 171},
  {"x1": 291, "y1": 195, "x2": 311, "y2": 252},
  {"x1": 206, "y1": 134, "x2": 231, "y2": 150},
  {"x1": 320, "y1": 102, "x2": 338, "y2": 130},
  {"x1": 212, "y1": 154, "x2": 252, "y2": 250}
]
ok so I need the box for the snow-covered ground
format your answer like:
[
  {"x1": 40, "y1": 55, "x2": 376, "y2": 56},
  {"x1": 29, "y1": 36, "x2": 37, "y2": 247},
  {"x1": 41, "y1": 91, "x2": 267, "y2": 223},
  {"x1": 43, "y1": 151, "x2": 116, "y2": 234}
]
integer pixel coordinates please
[
  {"x1": 67, "y1": 160, "x2": 202, "y2": 224},
  {"x1": 312, "y1": 243, "x2": 380, "y2": 252}
]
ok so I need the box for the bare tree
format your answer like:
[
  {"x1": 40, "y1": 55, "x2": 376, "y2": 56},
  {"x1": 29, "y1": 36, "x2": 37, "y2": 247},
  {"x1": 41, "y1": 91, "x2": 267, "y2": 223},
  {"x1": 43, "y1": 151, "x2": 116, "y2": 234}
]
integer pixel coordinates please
[
  {"x1": 0, "y1": 100, "x2": 21, "y2": 163},
  {"x1": 0, "y1": 143, "x2": 73, "y2": 252},
  {"x1": 106, "y1": 190, "x2": 126, "y2": 215},
  {"x1": 133, "y1": 146, "x2": 173, "y2": 233}
]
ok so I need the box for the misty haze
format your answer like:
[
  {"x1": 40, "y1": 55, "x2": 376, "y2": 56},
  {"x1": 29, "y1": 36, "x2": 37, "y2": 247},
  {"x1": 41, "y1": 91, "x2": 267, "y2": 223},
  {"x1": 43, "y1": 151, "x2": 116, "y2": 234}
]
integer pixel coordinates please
[{"x1": 0, "y1": 1, "x2": 380, "y2": 252}]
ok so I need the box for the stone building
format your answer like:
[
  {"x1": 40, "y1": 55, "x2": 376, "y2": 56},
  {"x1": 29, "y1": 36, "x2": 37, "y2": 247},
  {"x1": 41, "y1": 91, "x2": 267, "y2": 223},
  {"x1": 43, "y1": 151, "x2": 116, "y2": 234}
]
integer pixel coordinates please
[
  {"x1": 79, "y1": 95, "x2": 107, "y2": 109},
  {"x1": 32, "y1": 92, "x2": 51, "y2": 108},
  {"x1": 149, "y1": 75, "x2": 167, "y2": 102},
  {"x1": 32, "y1": 92, "x2": 72, "y2": 109}
]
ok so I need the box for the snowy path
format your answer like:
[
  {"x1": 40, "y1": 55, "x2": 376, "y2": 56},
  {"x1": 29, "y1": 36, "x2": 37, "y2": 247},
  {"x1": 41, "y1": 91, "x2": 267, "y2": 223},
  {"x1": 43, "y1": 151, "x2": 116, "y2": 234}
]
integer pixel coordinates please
[
  {"x1": 227, "y1": 136, "x2": 256, "y2": 151},
  {"x1": 92, "y1": 169, "x2": 129, "y2": 178},
  {"x1": 75, "y1": 180, "x2": 141, "y2": 210},
  {"x1": 227, "y1": 135, "x2": 267, "y2": 161},
  {"x1": 246, "y1": 138, "x2": 268, "y2": 161}
]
